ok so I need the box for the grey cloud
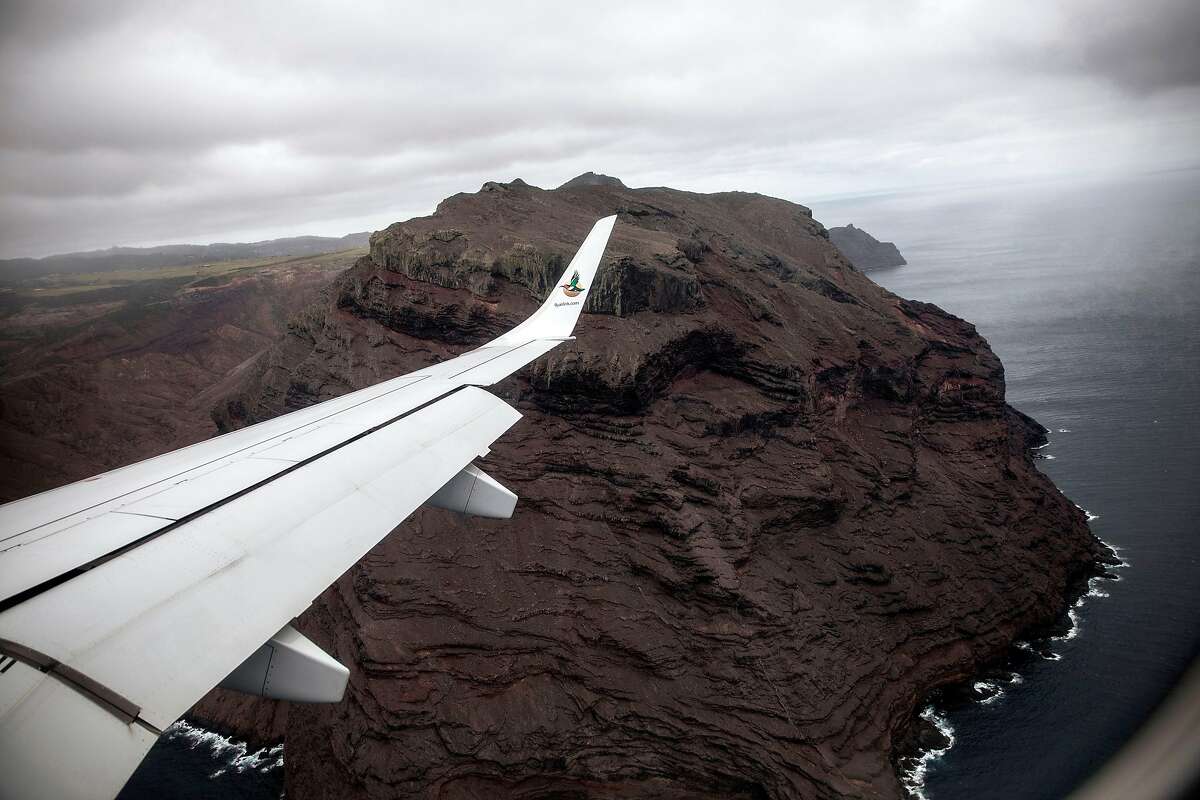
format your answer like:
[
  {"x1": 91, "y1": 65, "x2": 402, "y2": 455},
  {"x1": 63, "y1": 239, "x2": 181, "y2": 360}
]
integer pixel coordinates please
[
  {"x1": 1014, "y1": 0, "x2": 1200, "y2": 94},
  {"x1": 1068, "y1": 0, "x2": 1200, "y2": 93},
  {"x1": 1, "y1": 0, "x2": 1198, "y2": 258},
  {"x1": 0, "y1": 0, "x2": 136, "y2": 49}
]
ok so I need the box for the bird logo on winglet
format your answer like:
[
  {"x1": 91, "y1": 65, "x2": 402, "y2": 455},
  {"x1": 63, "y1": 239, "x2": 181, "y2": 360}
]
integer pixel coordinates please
[{"x1": 560, "y1": 269, "x2": 585, "y2": 297}]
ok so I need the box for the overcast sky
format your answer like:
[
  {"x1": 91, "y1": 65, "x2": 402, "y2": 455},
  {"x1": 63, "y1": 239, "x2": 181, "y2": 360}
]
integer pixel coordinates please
[{"x1": 1, "y1": 0, "x2": 1197, "y2": 258}]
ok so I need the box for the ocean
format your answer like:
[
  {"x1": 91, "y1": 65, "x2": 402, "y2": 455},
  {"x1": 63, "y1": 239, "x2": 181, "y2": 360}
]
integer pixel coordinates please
[
  {"x1": 814, "y1": 168, "x2": 1200, "y2": 799},
  {"x1": 121, "y1": 168, "x2": 1200, "y2": 799},
  {"x1": 118, "y1": 721, "x2": 284, "y2": 799}
]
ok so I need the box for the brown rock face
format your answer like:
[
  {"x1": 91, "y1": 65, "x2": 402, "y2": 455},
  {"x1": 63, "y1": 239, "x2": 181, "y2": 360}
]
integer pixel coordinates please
[
  {"x1": 198, "y1": 178, "x2": 1101, "y2": 799},
  {"x1": 0, "y1": 251, "x2": 357, "y2": 502}
]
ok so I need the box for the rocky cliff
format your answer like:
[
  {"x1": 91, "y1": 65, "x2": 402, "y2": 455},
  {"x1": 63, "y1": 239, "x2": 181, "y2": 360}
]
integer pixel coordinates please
[
  {"x1": 828, "y1": 224, "x2": 907, "y2": 271},
  {"x1": 195, "y1": 176, "x2": 1103, "y2": 799}
]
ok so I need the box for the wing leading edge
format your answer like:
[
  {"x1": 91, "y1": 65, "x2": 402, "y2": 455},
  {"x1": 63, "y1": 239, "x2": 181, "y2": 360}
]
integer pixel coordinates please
[{"x1": 0, "y1": 214, "x2": 618, "y2": 800}]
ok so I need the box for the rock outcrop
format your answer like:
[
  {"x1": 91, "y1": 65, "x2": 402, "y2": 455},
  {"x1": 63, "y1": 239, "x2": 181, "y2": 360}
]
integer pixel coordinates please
[
  {"x1": 828, "y1": 224, "x2": 907, "y2": 271},
  {"x1": 558, "y1": 171, "x2": 627, "y2": 190},
  {"x1": 195, "y1": 175, "x2": 1103, "y2": 799}
]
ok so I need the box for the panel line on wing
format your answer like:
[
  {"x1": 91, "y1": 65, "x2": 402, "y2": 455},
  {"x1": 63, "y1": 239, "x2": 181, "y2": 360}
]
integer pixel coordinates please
[
  {"x1": 0, "y1": 374, "x2": 437, "y2": 542},
  {"x1": 0, "y1": 383, "x2": 470, "y2": 613},
  {"x1": 443, "y1": 340, "x2": 539, "y2": 380},
  {"x1": 110, "y1": 511, "x2": 177, "y2": 522}
]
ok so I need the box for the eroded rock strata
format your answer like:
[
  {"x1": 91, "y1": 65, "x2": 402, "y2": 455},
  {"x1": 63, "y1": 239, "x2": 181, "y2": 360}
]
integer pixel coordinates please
[{"x1": 195, "y1": 177, "x2": 1103, "y2": 798}]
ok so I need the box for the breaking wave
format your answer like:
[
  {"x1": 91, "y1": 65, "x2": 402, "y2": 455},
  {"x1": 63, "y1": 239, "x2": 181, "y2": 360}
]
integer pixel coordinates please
[
  {"x1": 900, "y1": 706, "x2": 956, "y2": 800},
  {"x1": 163, "y1": 720, "x2": 285, "y2": 780},
  {"x1": 902, "y1": 518, "x2": 1126, "y2": 797}
]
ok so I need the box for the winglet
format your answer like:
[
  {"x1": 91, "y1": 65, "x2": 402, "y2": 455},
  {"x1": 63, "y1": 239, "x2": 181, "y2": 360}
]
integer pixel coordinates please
[{"x1": 489, "y1": 215, "x2": 617, "y2": 346}]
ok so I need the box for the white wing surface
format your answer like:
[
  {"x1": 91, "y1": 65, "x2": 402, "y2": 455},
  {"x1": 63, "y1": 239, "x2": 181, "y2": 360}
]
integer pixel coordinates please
[{"x1": 0, "y1": 215, "x2": 618, "y2": 800}]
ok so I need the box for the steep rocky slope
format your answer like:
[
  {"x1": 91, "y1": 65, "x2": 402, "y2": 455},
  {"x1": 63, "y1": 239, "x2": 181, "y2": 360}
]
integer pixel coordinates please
[
  {"x1": 828, "y1": 224, "x2": 907, "y2": 271},
  {"x1": 0, "y1": 250, "x2": 359, "y2": 501},
  {"x1": 193, "y1": 177, "x2": 1105, "y2": 798}
]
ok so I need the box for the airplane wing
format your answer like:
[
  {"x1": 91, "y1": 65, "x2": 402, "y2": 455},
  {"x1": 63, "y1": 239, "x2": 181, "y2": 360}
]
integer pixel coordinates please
[{"x1": 0, "y1": 215, "x2": 618, "y2": 800}]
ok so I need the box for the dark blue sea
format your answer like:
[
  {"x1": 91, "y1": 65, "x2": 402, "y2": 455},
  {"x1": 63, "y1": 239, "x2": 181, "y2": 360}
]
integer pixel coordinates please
[
  {"x1": 118, "y1": 721, "x2": 284, "y2": 799},
  {"x1": 815, "y1": 167, "x2": 1200, "y2": 799},
  {"x1": 122, "y1": 168, "x2": 1200, "y2": 799}
]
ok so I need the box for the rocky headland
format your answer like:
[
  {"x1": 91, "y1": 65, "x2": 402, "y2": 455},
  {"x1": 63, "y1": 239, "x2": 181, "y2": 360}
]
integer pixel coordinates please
[
  {"x1": 828, "y1": 224, "x2": 907, "y2": 271},
  {"x1": 189, "y1": 176, "x2": 1105, "y2": 798}
]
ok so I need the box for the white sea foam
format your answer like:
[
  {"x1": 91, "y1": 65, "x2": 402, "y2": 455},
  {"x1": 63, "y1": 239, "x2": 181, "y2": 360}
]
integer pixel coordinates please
[
  {"x1": 1106, "y1": 543, "x2": 1131, "y2": 570},
  {"x1": 1014, "y1": 639, "x2": 1061, "y2": 660},
  {"x1": 901, "y1": 705, "x2": 956, "y2": 800},
  {"x1": 973, "y1": 680, "x2": 1007, "y2": 705},
  {"x1": 1018, "y1": 530, "x2": 1125, "y2": 661},
  {"x1": 1042, "y1": 454, "x2": 1057, "y2": 460},
  {"x1": 1051, "y1": 607, "x2": 1081, "y2": 642},
  {"x1": 1071, "y1": 502, "x2": 1100, "y2": 522},
  {"x1": 1085, "y1": 577, "x2": 1110, "y2": 599},
  {"x1": 902, "y1": 529, "x2": 1124, "y2": 795},
  {"x1": 164, "y1": 720, "x2": 284, "y2": 779}
]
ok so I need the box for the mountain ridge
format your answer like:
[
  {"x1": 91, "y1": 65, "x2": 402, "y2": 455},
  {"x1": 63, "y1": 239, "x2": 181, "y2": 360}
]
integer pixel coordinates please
[
  {"x1": 0, "y1": 231, "x2": 371, "y2": 282},
  {"x1": 188, "y1": 174, "x2": 1105, "y2": 798}
]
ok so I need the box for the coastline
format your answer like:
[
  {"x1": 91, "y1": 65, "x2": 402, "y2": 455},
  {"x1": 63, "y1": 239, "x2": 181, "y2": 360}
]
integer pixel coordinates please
[
  {"x1": 822, "y1": 168, "x2": 1199, "y2": 799},
  {"x1": 892, "y1": 486, "x2": 1127, "y2": 799},
  {"x1": 149, "y1": 435, "x2": 1123, "y2": 799}
]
